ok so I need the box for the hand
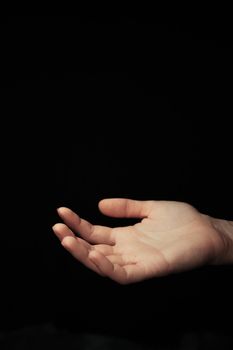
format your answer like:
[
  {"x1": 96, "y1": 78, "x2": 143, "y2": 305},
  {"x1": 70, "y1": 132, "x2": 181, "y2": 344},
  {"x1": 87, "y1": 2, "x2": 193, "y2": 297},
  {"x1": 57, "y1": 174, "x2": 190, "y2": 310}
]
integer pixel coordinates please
[{"x1": 52, "y1": 198, "x2": 228, "y2": 284}]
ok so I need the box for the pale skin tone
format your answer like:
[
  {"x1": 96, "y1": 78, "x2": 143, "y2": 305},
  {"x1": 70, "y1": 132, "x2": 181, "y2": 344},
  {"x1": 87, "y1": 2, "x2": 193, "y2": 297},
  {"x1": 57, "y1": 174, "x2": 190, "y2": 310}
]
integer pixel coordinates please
[{"x1": 52, "y1": 198, "x2": 233, "y2": 284}]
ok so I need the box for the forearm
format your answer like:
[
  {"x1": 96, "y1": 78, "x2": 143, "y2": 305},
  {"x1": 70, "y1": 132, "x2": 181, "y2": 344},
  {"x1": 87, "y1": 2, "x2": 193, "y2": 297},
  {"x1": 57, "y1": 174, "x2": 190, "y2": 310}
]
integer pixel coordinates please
[{"x1": 210, "y1": 217, "x2": 233, "y2": 264}]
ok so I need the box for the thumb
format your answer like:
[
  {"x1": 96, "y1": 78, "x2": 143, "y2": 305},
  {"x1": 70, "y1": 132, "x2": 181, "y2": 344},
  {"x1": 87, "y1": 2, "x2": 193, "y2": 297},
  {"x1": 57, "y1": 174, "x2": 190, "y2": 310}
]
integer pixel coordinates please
[{"x1": 98, "y1": 198, "x2": 153, "y2": 218}]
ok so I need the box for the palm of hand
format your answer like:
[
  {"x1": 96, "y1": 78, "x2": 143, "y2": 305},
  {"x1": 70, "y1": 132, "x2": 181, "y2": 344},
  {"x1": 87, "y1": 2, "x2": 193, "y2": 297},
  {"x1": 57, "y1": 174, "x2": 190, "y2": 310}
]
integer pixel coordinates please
[{"x1": 53, "y1": 199, "x2": 223, "y2": 284}]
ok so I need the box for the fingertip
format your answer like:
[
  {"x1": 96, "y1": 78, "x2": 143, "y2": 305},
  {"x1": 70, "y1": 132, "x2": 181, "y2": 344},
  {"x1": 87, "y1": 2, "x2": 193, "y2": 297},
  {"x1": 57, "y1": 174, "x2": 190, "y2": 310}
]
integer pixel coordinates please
[
  {"x1": 89, "y1": 250, "x2": 100, "y2": 260},
  {"x1": 98, "y1": 198, "x2": 108, "y2": 208},
  {"x1": 61, "y1": 235, "x2": 76, "y2": 248},
  {"x1": 89, "y1": 250, "x2": 107, "y2": 269},
  {"x1": 57, "y1": 207, "x2": 70, "y2": 215},
  {"x1": 98, "y1": 197, "x2": 116, "y2": 204},
  {"x1": 98, "y1": 198, "x2": 120, "y2": 214},
  {"x1": 89, "y1": 251, "x2": 105, "y2": 275},
  {"x1": 52, "y1": 223, "x2": 62, "y2": 232},
  {"x1": 52, "y1": 222, "x2": 66, "y2": 230},
  {"x1": 88, "y1": 252, "x2": 107, "y2": 277}
]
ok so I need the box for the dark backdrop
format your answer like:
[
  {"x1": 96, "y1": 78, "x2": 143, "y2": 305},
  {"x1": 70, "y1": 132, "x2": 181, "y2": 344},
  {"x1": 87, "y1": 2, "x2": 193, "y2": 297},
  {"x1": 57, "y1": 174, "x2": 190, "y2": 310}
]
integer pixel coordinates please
[{"x1": 1, "y1": 15, "x2": 232, "y2": 347}]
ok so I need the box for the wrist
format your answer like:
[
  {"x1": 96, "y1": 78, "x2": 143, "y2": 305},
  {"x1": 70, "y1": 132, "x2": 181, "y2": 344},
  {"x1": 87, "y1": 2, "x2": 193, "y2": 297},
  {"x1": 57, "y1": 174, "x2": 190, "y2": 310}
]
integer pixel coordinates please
[{"x1": 210, "y1": 217, "x2": 233, "y2": 265}]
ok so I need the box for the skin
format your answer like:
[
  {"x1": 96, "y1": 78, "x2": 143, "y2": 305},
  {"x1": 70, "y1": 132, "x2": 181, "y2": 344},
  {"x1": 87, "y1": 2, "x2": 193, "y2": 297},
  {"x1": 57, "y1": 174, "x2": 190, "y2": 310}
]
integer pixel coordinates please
[{"x1": 52, "y1": 198, "x2": 233, "y2": 284}]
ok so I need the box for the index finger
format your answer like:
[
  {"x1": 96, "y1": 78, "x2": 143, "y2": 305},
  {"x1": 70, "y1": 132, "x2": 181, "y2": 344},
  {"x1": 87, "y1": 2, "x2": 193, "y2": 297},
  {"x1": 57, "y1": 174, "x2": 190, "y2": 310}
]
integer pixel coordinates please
[{"x1": 57, "y1": 207, "x2": 115, "y2": 245}]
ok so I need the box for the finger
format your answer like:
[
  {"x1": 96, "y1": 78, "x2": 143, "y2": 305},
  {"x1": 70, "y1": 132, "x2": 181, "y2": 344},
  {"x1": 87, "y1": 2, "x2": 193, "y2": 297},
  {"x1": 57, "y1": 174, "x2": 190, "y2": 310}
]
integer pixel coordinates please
[
  {"x1": 105, "y1": 255, "x2": 126, "y2": 266},
  {"x1": 61, "y1": 236, "x2": 106, "y2": 277},
  {"x1": 89, "y1": 250, "x2": 128, "y2": 284},
  {"x1": 53, "y1": 223, "x2": 96, "y2": 252},
  {"x1": 57, "y1": 207, "x2": 115, "y2": 245},
  {"x1": 123, "y1": 264, "x2": 148, "y2": 283},
  {"x1": 52, "y1": 224, "x2": 106, "y2": 276},
  {"x1": 52, "y1": 223, "x2": 75, "y2": 241},
  {"x1": 93, "y1": 244, "x2": 114, "y2": 255},
  {"x1": 98, "y1": 198, "x2": 153, "y2": 219}
]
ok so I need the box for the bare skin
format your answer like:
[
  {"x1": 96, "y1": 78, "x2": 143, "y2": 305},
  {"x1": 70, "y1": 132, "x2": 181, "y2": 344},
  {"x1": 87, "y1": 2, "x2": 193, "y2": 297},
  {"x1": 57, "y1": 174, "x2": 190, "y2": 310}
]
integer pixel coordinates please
[{"x1": 52, "y1": 198, "x2": 233, "y2": 284}]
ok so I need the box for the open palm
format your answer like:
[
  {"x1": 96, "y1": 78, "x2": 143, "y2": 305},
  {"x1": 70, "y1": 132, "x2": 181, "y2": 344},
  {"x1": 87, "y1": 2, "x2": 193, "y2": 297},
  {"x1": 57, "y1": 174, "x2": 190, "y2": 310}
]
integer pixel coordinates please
[{"x1": 52, "y1": 198, "x2": 225, "y2": 284}]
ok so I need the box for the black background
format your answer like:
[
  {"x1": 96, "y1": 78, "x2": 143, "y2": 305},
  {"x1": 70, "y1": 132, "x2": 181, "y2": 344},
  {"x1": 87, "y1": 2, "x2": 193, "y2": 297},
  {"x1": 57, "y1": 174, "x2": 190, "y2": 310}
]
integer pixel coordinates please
[{"x1": 1, "y1": 15, "x2": 233, "y2": 348}]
